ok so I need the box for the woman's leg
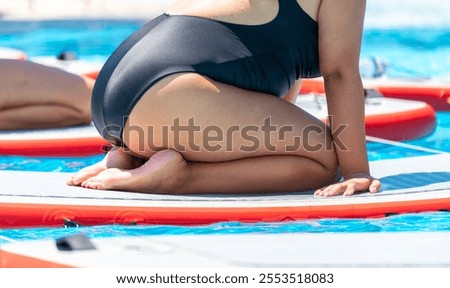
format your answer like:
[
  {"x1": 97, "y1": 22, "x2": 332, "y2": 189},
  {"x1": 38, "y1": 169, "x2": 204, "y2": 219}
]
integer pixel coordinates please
[
  {"x1": 0, "y1": 59, "x2": 93, "y2": 130},
  {"x1": 73, "y1": 73, "x2": 339, "y2": 194},
  {"x1": 66, "y1": 146, "x2": 145, "y2": 186}
]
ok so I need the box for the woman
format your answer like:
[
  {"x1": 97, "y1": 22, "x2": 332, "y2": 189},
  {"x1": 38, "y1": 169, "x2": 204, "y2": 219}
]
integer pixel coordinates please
[
  {"x1": 0, "y1": 59, "x2": 93, "y2": 130},
  {"x1": 68, "y1": 0, "x2": 381, "y2": 196}
]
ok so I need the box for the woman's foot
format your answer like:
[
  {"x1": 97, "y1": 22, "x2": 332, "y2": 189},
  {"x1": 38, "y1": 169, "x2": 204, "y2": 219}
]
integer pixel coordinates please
[
  {"x1": 66, "y1": 146, "x2": 143, "y2": 186},
  {"x1": 80, "y1": 149, "x2": 188, "y2": 194}
]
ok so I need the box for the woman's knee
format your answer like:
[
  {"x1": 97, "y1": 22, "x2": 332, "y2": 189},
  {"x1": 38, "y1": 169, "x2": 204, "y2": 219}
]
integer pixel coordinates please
[
  {"x1": 298, "y1": 121, "x2": 339, "y2": 173},
  {"x1": 286, "y1": 154, "x2": 339, "y2": 190}
]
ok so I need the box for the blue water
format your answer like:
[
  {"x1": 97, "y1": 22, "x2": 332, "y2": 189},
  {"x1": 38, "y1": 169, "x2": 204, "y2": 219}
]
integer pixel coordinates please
[
  {"x1": 2, "y1": 212, "x2": 450, "y2": 245},
  {"x1": 0, "y1": 19, "x2": 143, "y2": 62},
  {"x1": 1, "y1": 2, "x2": 450, "y2": 243},
  {"x1": 362, "y1": 28, "x2": 450, "y2": 80}
]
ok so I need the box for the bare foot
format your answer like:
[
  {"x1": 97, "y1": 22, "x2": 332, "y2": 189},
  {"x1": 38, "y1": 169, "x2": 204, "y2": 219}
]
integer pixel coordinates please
[
  {"x1": 81, "y1": 149, "x2": 188, "y2": 194},
  {"x1": 66, "y1": 147, "x2": 143, "y2": 186}
]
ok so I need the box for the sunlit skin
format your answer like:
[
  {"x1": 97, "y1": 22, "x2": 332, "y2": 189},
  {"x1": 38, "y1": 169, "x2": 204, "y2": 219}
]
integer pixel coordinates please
[
  {"x1": 68, "y1": 0, "x2": 381, "y2": 196},
  {"x1": 0, "y1": 59, "x2": 93, "y2": 130}
]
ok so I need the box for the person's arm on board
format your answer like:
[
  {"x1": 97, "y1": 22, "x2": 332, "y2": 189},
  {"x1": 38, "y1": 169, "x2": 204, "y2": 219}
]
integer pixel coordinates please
[{"x1": 314, "y1": 0, "x2": 381, "y2": 196}]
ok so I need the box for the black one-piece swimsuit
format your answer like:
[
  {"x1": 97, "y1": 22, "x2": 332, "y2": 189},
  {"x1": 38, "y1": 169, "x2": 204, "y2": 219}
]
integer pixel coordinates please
[{"x1": 91, "y1": 0, "x2": 321, "y2": 146}]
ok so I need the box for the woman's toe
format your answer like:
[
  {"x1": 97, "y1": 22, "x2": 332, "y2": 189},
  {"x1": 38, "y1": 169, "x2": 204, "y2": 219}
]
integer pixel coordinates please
[
  {"x1": 81, "y1": 177, "x2": 106, "y2": 190},
  {"x1": 70, "y1": 169, "x2": 101, "y2": 185},
  {"x1": 81, "y1": 168, "x2": 133, "y2": 190}
]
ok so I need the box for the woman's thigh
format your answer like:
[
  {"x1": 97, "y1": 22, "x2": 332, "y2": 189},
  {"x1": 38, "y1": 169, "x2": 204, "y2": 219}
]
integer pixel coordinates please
[
  {"x1": 123, "y1": 73, "x2": 336, "y2": 168},
  {"x1": 0, "y1": 59, "x2": 92, "y2": 108}
]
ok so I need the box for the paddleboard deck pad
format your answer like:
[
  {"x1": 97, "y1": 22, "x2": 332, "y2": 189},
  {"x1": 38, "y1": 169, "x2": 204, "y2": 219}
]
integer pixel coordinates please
[
  {"x1": 1, "y1": 154, "x2": 450, "y2": 228},
  {"x1": 0, "y1": 47, "x2": 27, "y2": 60},
  {"x1": 297, "y1": 95, "x2": 436, "y2": 141},
  {"x1": 0, "y1": 124, "x2": 108, "y2": 156},
  {"x1": 2, "y1": 232, "x2": 450, "y2": 268},
  {"x1": 30, "y1": 56, "x2": 103, "y2": 79},
  {"x1": 301, "y1": 77, "x2": 450, "y2": 111}
]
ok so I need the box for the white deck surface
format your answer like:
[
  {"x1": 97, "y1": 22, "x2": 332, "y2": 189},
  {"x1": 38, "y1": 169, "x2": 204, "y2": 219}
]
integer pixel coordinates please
[
  {"x1": 2, "y1": 232, "x2": 450, "y2": 267},
  {"x1": 1, "y1": 154, "x2": 450, "y2": 267},
  {"x1": 296, "y1": 94, "x2": 430, "y2": 119},
  {"x1": 0, "y1": 123, "x2": 100, "y2": 140},
  {"x1": 1, "y1": 154, "x2": 450, "y2": 208}
]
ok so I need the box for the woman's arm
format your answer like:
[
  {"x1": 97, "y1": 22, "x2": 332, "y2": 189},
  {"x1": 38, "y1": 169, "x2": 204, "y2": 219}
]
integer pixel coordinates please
[{"x1": 314, "y1": 0, "x2": 381, "y2": 196}]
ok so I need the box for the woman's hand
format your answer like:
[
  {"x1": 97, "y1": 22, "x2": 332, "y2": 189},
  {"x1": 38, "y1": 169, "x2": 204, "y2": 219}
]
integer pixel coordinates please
[{"x1": 314, "y1": 172, "x2": 381, "y2": 197}]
